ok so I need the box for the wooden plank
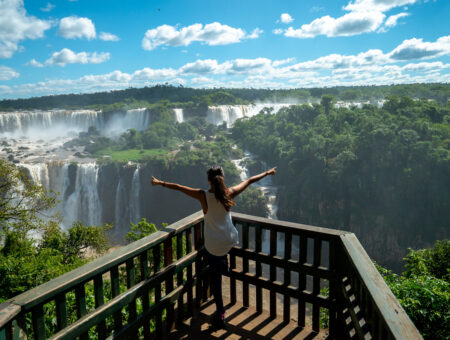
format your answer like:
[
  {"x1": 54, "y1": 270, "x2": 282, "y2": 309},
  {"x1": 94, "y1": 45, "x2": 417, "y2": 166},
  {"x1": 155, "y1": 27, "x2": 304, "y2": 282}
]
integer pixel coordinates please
[
  {"x1": 0, "y1": 326, "x2": 6, "y2": 340},
  {"x1": 230, "y1": 248, "x2": 237, "y2": 305},
  {"x1": 0, "y1": 303, "x2": 20, "y2": 329},
  {"x1": 55, "y1": 293, "x2": 67, "y2": 331},
  {"x1": 140, "y1": 252, "x2": 151, "y2": 339},
  {"x1": 232, "y1": 212, "x2": 348, "y2": 239},
  {"x1": 153, "y1": 245, "x2": 162, "y2": 339},
  {"x1": 242, "y1": 222, "x2": 250, "y2": 308},
  {"x1": 75, "y1": 284, "x2": 89, "y2": 340},
  {"x1": 186, "y1": 228, "x2": 194, "y2": 315},
  {"x1": 126, "y1": 258, "x2": 137, "y2": 329},
  {"x1": 229, "y1": 270, "x2": 331, "y2": 308},
  {"x1": 10, "y1": 211, "x2": 204, "y2": 311},
  {"x1": 312, "y1": 238, "x2": 322, "y2": 332},
  {"x1": 298, "y1": 235, "x2": 307, "y2": 328},
  {"x1": 94, "y1": 274, "x2": 107, "y2": 339},
  {"x1": 340, "y1": 233, "x2": 422, "y2": 340},
  {"x1": 163, "y1": 237, "x2": 174, "y2": 332},
  {"x1": 32, "y1": 305, "x2": 45, "y2": 340},
  {"x1": 255, "y1": 224, "x2": 263, "y2": 313},
  {"x1": 328, "y1": 239, "x2": 337, "y2": 337},
  {"x1": 110, "y1": 266, "x2": 122, "y2": 333},
  {"x1": 176, "y1": 233, "x2": 184, "y2": 327},
  {"x1": 269, "y1": 229, "x2": 277, "y2": 319},
  {"x1": 194, "y1": 223, "x2": 203, "y2": 307},
  {"x1": 283, "y1": 232, "x2": 292, "y2": 323}
]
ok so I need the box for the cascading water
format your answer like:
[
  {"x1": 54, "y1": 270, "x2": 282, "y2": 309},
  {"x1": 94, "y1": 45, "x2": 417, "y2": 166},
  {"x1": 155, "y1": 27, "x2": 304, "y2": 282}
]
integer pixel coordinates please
[
  {"x1": 130, "y1": 166, "x2": 141, "y2": 224},
  {"x1": 172, "y1": 109, "x2": 184, "y2": 123}
]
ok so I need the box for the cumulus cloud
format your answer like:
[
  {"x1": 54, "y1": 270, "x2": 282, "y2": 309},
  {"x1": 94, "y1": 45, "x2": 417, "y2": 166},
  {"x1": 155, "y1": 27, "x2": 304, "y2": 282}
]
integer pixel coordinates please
[
  {"x1": 99, "y1": 32, "x2": 120, "y2": 41},
  {"x1": 2, "y1": 36, "x2": 449, "y2": 98},
  {"x1": 0, "y1": 66, "x2": 19, "y2": 80},
  {"x1": 40, "y1": 2, "x2": 54, "y2": 12},
  {"x1": 384, "y1": 12, "x2": 410, "y2": 28},
  {"x1": 344, "y1": 0, "x2": 417, "y2": 13},
  {"x1": 285, "y1": 11, "x2": 385, "y2": 38},
  {"x1": 285, "y1": 0, "x2": 422, "y2": 39},
  {"x1": 248, "y1": 28, "x2": 263, "y2": 39},
  {"x1": 273, "y1": 28, "x2": 283, "y2": 35},
  {"x1": 26, "y1": 59, "x2": 44, "y2": 67},
  {"x1": 0, "y1": 0, "x2": 52, "y2": 58},
  {"x1": 45, "y1": 48, "x2": 110, "y2": 66},
  {"x1": 389, "y1": 36, "x2": 450, "y2": 60},
  {"x1": 142, "y1": 22, "x2": 260, "y2": 50},
  {"x1": 280, "y1": 13, "x2": 293, "y2": 24},
  {"x1": 58, "y1": 16, "x2": 96, "y2": 40}
]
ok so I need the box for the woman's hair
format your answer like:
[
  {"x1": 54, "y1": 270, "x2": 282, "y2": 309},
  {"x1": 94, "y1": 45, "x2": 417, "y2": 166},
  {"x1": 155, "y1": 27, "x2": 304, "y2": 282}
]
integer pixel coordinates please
[{"x1": 207, "y1": 166, "x2": 235, "y2": 211}]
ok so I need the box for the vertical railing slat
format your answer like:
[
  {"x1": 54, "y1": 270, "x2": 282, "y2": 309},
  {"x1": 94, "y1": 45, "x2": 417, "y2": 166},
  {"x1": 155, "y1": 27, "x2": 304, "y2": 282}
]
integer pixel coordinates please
[
  {"x1": 110, "y1": 266, "x2": 122, "y2": 333},
  {"x1": 140, "y1": 251, "x2": 151, "y2": 339},
  {"x1": 176, "y1": 233, "x2": 184, "y2": 327},
  {"x1": 75, "y1": 284, "x2": 89, "y2": 340},
  {"x1": 298, "y1": 235, "x2": 307, "y2": 327},
  {"x1": 255, "y1": 224, "x2": 263, "y2": 313},
  {"x1": 283, "y1": 232, "x2": 292, "y2": 323},
  {"x1": 312, "y1": 238, "x2": 322, "y2": 332},
  {"x1": 55, "y1": 292, "x2": 67, "y2": 331},
  {"x1": 94, "y1": 274, "x2": 107, "y2": 339},
  {"x1": 269, "y1": 228, "x2": 277, "y2": 319},
  {"x1": 329, "y1": 239, "x2": 337, "y2": 337},
  {"x1": 32, "y1": 304, "x2": 45, "y2": 340},
  {"x1": 242, "y1": 222, "x2": 250, "y2": 308},
  {"x1": 186, "y1": 227, "x2": 194, "y2": 315},
  {"x1": 164, "y1": 236, "x2": 174, "y2": 333},
  {"x1": 126, "y1": 258, "x2": 137, "y2": 339},
  {"x1": 153, "y1": 245, "x2": 162, "y2": 338},
  {"x1": 194, "y1": 223, "x2": 203, "y2": 308}
]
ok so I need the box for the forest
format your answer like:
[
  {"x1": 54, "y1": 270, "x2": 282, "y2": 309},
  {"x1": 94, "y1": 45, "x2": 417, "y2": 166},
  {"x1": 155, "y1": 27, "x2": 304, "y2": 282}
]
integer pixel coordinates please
[{"x1": 0, "y1": 83, "x2": 449, "y2": 338}]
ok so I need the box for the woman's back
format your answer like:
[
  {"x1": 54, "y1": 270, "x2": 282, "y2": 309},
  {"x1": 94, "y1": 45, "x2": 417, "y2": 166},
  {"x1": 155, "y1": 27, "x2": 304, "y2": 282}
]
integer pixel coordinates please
[{"x1": 203, "y1": 191, "x2": 238, "y2": 256}]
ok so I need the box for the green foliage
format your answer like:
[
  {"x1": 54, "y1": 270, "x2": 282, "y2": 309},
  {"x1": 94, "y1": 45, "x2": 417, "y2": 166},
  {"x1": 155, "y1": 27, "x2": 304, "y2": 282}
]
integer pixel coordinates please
[
  {"x1": 126, "y1": 218, "x2": 159, "y2": 243},
  {"x1": 377, "y1": 240, "x2": 450, "y2": 340},
  {"x1": 234, "y1": 187, "x2": 269, "y2": 217}
]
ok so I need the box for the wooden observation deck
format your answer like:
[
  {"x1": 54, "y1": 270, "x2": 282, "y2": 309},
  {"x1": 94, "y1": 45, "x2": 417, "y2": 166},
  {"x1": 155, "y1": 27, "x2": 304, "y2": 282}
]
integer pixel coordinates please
[{"x1": 0, "y1": 211, "x2": 422, "y2": 339}]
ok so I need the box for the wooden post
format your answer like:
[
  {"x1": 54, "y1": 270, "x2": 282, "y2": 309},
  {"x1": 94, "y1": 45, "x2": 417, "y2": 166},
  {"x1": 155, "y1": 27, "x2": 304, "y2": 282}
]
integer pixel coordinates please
[
  {"x1": 255, "y1": 224, "x2": 263, "y2": 313},
  {"x1": 110, "y1": 266, "x2": 122, "y2": 333},
  {"x1": 312, "y1": 238, "x2": 322, "y2": 332},
  {"x1": 194, "y1": 222, "x2": 203, "y2": 307},
  {"x1": 164, "y1": 237, "x2": 174, "y2": 333},
  {"x1": 94, "y1": 274, "x2": 107, "y2": 339},
  {"x1": 269, "y1": 229, "x2": 277, "y2": 319},
  {"x1": 283, "y1": 232, "x2": 292, "y2": 323},
  {"x1": 242, "y1": 223, "x2": 250, "y2": 308},
  {"x1": 153, "y1": 245, "x2": 162, "y2": 339},
  {"x1": 298, "y1": 235, "x2": 307, "y2": 327},
  {"x1": 186, "y1": 228, "x2": 194, "y2": 316},
  {"x1": 140, "y1": 251, "x2": 151, "y2": 339}
]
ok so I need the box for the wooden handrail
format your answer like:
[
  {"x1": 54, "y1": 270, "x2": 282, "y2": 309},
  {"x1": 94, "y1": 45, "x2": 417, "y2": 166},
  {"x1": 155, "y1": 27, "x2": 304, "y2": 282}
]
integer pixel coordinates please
[
  {"x1": 0, "y1": 211, "x2": 423, "y2": 340},
  {"x1": 339, "y1": 233, "x2": 423, "y2": 340}
]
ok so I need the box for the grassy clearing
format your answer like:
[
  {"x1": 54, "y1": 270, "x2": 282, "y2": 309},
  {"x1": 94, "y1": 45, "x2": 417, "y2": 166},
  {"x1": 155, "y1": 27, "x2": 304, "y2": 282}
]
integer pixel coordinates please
[{"x1": 96, "y1": 148, "x2": 169, "y2": 161}]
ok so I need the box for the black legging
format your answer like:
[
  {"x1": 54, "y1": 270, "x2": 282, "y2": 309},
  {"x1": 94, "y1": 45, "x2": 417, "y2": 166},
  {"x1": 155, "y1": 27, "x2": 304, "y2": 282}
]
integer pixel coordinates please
[{"x1": 206, "y1": 251, "x2": 228, "y2": 315}]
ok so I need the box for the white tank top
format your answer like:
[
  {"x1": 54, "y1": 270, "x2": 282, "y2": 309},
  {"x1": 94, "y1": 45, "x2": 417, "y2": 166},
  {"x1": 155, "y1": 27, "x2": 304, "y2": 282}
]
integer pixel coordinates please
[{"x1": 203, "y1": 191, "x2": 239, "y2": 256}]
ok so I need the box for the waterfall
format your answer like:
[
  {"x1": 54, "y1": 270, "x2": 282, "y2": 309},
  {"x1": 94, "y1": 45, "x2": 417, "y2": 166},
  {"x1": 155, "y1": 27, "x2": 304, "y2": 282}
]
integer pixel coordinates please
[
  {"x1": 64, "y1": 163, "x2": 101, "y2": 227},
  {"x1": 130, "y1": 166, "x2": 141, "y2": 224},
  {"x1": 172, "y1": 109, "x2": 184, "y2": 123}
]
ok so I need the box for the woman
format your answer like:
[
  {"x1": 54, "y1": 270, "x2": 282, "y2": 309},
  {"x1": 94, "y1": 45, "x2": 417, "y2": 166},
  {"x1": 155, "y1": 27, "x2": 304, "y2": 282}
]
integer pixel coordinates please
[{"x1": 151, "y1": 165, "x2": 276, "y2": 328}]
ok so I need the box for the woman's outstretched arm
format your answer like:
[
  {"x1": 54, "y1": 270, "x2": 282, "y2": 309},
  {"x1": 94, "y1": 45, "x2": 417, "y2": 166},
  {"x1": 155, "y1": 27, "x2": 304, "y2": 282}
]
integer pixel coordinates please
[
  {"x1": 228, "y1": 167, "x2": 276, "y2": 199},
  {"x1": 152, "y1": 176, "x2": 207, "y2": 213}
]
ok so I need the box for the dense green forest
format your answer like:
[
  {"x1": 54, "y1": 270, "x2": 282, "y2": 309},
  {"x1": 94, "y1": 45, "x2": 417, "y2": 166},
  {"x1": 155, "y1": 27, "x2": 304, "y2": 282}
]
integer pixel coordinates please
[{"x1": 0, "y1": 83, "x2": 448, "y2": 111}]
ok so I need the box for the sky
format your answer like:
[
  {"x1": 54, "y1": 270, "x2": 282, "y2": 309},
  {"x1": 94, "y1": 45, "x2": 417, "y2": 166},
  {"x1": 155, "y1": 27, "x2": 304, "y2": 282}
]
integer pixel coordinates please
[{"x1": 0, "y1": 0, "x2": 449, "y2": 99}]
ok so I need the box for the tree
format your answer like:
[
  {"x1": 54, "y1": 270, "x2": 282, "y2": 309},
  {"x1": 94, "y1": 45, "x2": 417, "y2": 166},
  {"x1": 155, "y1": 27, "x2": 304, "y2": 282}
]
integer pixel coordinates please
[
  {"x1": 320, "y1": 94, "x2": 335, "y2": 114},
  {"x1": 0, "y1": 160, "x2": 56, "y2": 237}
]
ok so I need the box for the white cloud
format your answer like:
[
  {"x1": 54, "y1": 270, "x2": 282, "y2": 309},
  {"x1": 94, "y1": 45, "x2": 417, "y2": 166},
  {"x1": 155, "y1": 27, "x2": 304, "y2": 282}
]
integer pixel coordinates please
[
  {"x1": 26, "y1": 58, "x2": 44, "y2": 67},
  {"x1": 273, "y1": 28, "x2": 284, "y2": 35},
  {"x1": 248, "y1": 28, "x2": 263, "y2": 39},
  {"x1": 0, "y1": 66, "x2": 19, "y2": 80},
  {"x1": 99, "y1": 32, "x2": 120, "y2": 41},
  {"x1": 58, "y1": 16, "x2": 96, "y2": 40},
  {"x1": 384, "y1": 12, "x2": 410, "y2": 28},
  {"x1": 40, "y1": 2, "x2": 54, "y2": 12},
  {"x1": 142, "y1": 22, "x2": 260, "y2": 50},
  {"x1": 280, "y1": 13, "x2": 293, "y2": 24},
  {"x1": 180, "y1": 59, "x2": 221, "y2": 74},
  {"x1": 344, "y1": 0, "x2": 417, "y2": 13},
  {"x1": 45, "y1": 48, "x2": 110, "y2": 66},
  {"x1": 2, "y1": 36, "x2": 449, "y2": 98},
  {"x1": 389, "y1": 36, "x2": 450, "y2": 60},
  {"x1": 285, "y1": 11, "x2": 385, "y2": 38},
  {"x1": 0, "y1": 0, "x2": 52, "y2": 58}
]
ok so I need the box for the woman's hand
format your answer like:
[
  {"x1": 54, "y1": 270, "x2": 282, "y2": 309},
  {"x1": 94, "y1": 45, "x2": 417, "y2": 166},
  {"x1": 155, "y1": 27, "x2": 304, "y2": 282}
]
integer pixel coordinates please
[
  {"x1": 266, "y1": 167, "x2": 277, "y2": 176},
  {"x1": 152, "y1": 176, "x2": 162, "y2": 186}
]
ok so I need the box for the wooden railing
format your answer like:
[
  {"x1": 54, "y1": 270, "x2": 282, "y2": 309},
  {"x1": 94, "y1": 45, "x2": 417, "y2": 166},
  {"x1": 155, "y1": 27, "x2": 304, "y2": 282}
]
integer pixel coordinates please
[{"x1": 0, "y1": 211, "x2": 422, "y2": 339}]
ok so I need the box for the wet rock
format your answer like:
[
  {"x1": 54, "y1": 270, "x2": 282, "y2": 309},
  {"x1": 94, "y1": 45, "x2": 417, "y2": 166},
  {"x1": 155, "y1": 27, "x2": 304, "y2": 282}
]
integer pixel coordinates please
[
  {"x1": 18, "y1": 146, "x2": 29, "y2": 150},
  {"x1": 7, "y1": 154, "x2": 14, "y2": 161},
  {"x1": 1, "y1": 141, "x2": 10, "y2": 146}
]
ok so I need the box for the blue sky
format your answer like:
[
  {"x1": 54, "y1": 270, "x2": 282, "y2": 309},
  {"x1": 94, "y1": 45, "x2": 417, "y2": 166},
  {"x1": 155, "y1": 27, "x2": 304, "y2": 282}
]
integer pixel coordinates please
[{"x1": 0, "y1": 0, "x2": 449, "y2": 99}]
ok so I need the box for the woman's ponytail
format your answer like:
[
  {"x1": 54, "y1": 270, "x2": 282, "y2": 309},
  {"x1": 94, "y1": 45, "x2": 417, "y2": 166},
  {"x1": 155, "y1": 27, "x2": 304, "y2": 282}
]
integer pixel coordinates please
[{"x1": 207, "y1": 166, "x2": 235, "y2": 211}]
